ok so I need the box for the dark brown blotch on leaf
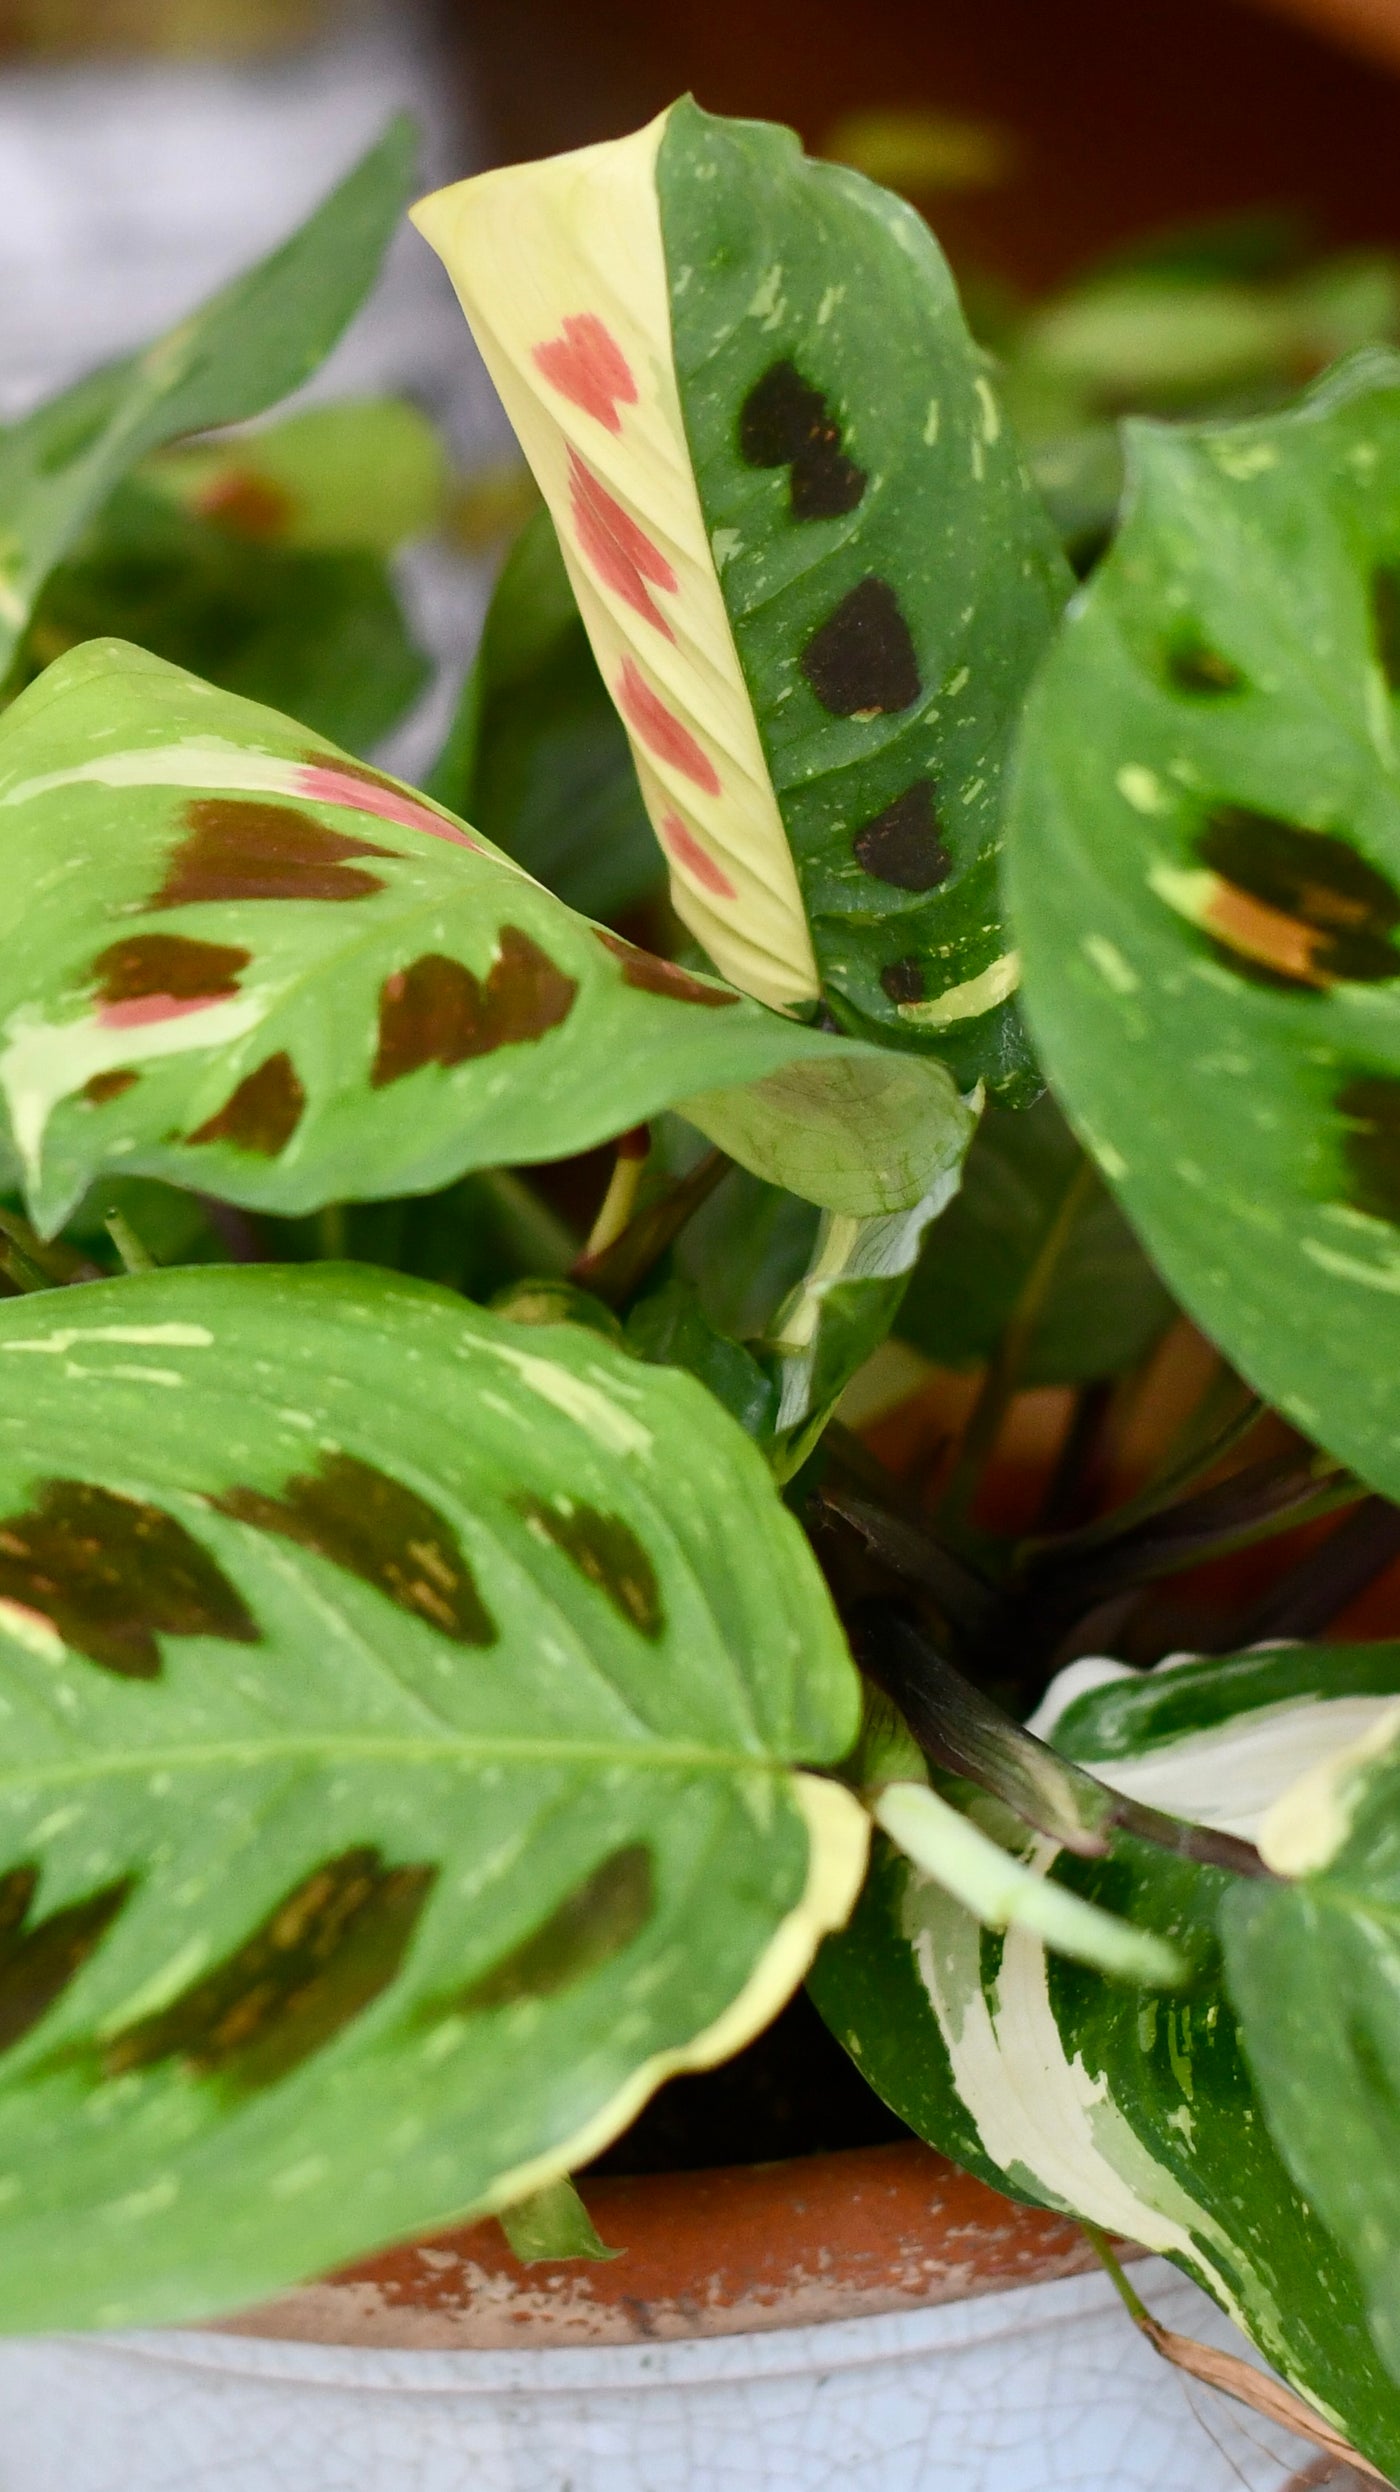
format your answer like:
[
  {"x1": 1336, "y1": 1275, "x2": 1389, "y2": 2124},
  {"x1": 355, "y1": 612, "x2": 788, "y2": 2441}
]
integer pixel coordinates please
[
  {"x1": 152, "y1": 798, "x2": 393, "y2": 909},
  {"x1": 739, "y1": 359, "x2": 867, "y2": 522},
  {"x1": 517, "y1": 1497, "x2": 664, "y2": 1639},
  {"x1": 0, "y1": 1479, "x2": 260, "y2": 1679},
  {"x1": 91, "y1": 933, "x2": 251, "y2": 1007},
  {"x1": 215, "y1": 1451, "x2": 496, "y2": 1645},
  {"x1": 1166, "y1": 636, "x2": 1245, "y2": 697},
  {"x1": 104, "y1": 1847, "x2": 437, "y2": 2093},
  {"x1": 372, "y1": 930, "x2": 578, "y2": 1088},
  {"x1": 801, "y1": 578, "x2": 922, "y2": 718},
  {"x1": 82, "y1": 1069, "x2": 138, "y2": 1106},
  {"x1": 1198, "y1": 806, "x2": 1400, "y2": 988},
  {"x1": 189, "y1": 1053, "x2": 305, "y2": 1156},
  {"x1": 1336, "y1": 1073, "x2": 1400, "y2": 1226},
  {"x1": 449, "y1": 1845, "x2": 655, "y2": 2014},
  {"x1": 880, "y1": 957, "x2": 927, "y2": 1005},
  {"x1": 853, "y1": 783, "x2": 952, "y2": 891},
  {"x1": 593, "y1": 929, "x2": 739, "y2": 1007},
  {"x1": 1373, "y1": 568, "x2": 1400, "y2": 693},
  {"x1": 0, "y1": 1865, "x2": 132, "y2": 2056}
]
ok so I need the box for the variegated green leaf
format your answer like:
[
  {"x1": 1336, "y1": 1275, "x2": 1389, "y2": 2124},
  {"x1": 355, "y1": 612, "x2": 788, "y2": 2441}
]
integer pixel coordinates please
[
  {"x1": 0, "y1": 639, "x2": 969, "y2": 1231},
  {"x1": 1224, "y1": 1690, "x2": 1400, "y2": 2398},
  {"x1": 1007, "y1": 350, "x2": 1400, "y2": 1498},
  {"x1": 809, "y1": 1643, "x2": 1400, "y2": 2480},
  {"x1": 0, "y1": 1262, "x2": 866, "y2": 2331},
  {"x1": 0, "y1": 121, "x2": 416, "y2": 678},
  {"x1": 412, "y1": 99, "x2": 1069, "y2": 1087}
]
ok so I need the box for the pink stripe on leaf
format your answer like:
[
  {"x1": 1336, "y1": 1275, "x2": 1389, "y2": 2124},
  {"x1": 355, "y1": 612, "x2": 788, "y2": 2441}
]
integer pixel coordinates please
[
  {"x1": 297, "y1": 769, "x2": 478, "y2": 850},
  {"x1": 617, "y1": 659, "x2": 721, "y2": 796},
  {"x1": 99, "y1": 994, "x2": 231, "y2": 1030},
  {"x1": 533, "y1": 315, "x2": 638, "y2": 433},
  {"x1": 658, "y1": 812, "x2": 737, "y2": 900},
  {"x1": 568, "y1": 449, "x2": 677, "y2": 638}
]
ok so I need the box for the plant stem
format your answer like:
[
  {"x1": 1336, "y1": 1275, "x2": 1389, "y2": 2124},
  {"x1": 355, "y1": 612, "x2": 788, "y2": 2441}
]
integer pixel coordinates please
[
  {"x1": 1019, "y1": 1387, "x2": 1265, "y2": 1568},
  {"x1": 1019, "y1": 1447, "x2": 1360, "y2": 1619},
  {"x1": 938, "y1": 1155, "x2": 1097, "y2": 1525},
  {"x1": 851, "y1": 1598, "x2": 1273, "y2": 1880},
  {"x1": 569, "y1": 1148, "x2": 731, "y2": 1309},
  {"x1": 1224, "y1": 1495, "x2": 1400, "y2": 1646},
  {"x1": 578, "y1": 1126, "x2": 650, "y2": 1264},
  {"x1": 1035, "y1": 1378, "x2": 1115, "y2": 1533},
  {"x1": 103, "y1": 1209, "x2": 156, "y2": 1274},
  {"x1": 815, "y1": 1475, "x2": 1000, "y2": 1647},
  {"x1": 0, "y1": 1208, "x2": 101, "y2": 1291},
  {"x1": 316, "y1": 1204, "x2": 349, "y2": 1261},
  {"x1": 1081, "y1": 2226, "x2": 1389, "y2": 2483}
]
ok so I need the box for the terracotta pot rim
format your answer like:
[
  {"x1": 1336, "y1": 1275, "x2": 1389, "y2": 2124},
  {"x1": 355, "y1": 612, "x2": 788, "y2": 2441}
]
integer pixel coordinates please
[{"x1": 217, "y1": 2139, "x2": 1113, "y2": 2353}]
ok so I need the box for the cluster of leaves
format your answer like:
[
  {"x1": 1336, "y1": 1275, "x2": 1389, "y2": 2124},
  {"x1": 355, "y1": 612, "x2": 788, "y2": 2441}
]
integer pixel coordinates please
[{"x1": 2, "y1": 96, "x2": 1400, "y2": 2484}]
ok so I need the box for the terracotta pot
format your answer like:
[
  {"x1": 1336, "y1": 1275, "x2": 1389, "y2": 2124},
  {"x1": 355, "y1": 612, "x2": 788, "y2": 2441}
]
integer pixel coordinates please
[
  {"x1": 226, "y1": 2138, "x2": 1101, "y2": 2349},
  {"x1": 0, "y1": 2142, "x2": 1333, "y2": 2491}
]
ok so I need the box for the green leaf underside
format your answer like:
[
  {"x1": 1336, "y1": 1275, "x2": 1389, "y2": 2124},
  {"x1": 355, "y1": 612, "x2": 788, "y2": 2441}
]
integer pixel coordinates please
[
  {"x1": 0, "y1": 120, "x2": 417, "y2": 678},
  {"x1": 0, "y1": 640, "x2": 966, "y2": 1231},
  {"x1": 1007, "y1": 350, "x2": 1400, "y2": 1498},
  {"x1": 0, "y1": 1263, "x2": 863, "y2": 2331},
  {"x1": 1222, "y1": 1703, "x2": 1400, "y2": 2401},
  {"x1": 658, "y1": 101, "x2": 1070, "y2": 1086},
  {"x1": 810, "y1": 1647, "x2": 1400, "y2": 2478},
  {"x1": 896, "y1": 1092, "x2": 1175, "y2": 1383}
]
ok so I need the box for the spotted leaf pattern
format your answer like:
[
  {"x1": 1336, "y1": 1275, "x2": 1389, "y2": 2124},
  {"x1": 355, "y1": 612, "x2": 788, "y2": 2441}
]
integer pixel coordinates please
[
  {"x1": 1007, "y1": 351, "x2": 1400, "y2": 1503},
  {"x1": 0, "y1": 639, "x2": 970, "y2": 1229},
  {"x1": 0, "y1": 1263, "x2": 866, "y2": 2331},
  {"x1": 412, "y1": 99, "x2": 1070, "y2": 1089},
  {"x1": 810, "y1": 1643, "x2": 1400, "y2": 2481}
]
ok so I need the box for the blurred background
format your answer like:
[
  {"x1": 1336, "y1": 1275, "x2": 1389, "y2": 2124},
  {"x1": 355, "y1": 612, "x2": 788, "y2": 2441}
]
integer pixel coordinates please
[{"x1": 5, "y1": 0, "x2": 1400, "y2": 785}]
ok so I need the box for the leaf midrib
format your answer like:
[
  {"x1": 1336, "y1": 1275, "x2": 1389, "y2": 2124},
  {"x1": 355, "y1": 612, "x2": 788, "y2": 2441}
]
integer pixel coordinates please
[{"x1": 0, "y1": 1729, "x2": 801, "y2": 1796}]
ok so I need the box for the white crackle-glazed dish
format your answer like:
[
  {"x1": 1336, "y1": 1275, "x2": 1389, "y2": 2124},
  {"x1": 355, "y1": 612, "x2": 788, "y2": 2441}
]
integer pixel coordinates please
[{"x1": 0, "y1": 2143, "x2": 1336, "y2": 2491}]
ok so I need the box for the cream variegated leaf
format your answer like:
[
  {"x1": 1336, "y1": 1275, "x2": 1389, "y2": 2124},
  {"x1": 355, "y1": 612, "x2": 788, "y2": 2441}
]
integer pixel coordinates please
[
  {"x1": 414, "y1": 100, "x2": 1070, "y2": 1089},
  {"x1": 415, "y1": 115, "x2": 813, "y2": 1012},
  {"x1": 809, "y1": 1642, "x2": 1400, "y2": 2483}
]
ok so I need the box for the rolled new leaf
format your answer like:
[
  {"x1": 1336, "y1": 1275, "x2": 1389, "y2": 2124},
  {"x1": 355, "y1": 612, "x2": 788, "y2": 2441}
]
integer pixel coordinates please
[
  {"x1": 0, "y1": 639, "x2": 969, "y2": 1230},
  {"x1": 810, "y1": 1641, "x2": 1400, "y2": 2480},
  {"x1": 412, "y1": 100, "x2": 1069, "y2": 1088},
  {"x1": 0, "y1": 1263, "x2": 867, "y2": 2331}
]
